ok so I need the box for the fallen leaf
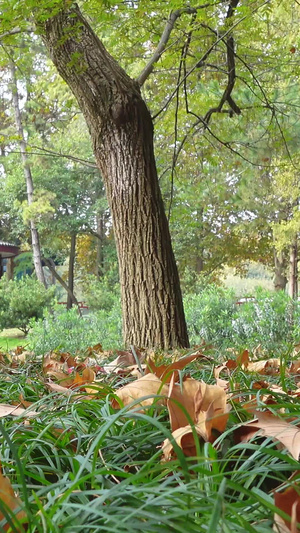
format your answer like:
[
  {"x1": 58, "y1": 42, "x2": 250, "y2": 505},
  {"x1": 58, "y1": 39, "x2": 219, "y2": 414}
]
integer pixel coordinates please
[
  {"x1": 167, "y1": 378, "x2": 229, "y2": 435},
  {"x1": 274, "y1": 485, "x2": 300, "y2": 532},
  {"x1": 0, "y1": 466, "x2": 27, "y2": 531},
  {"x1": 162, "y1": 408, "x2": 213, "y2": 461},
  {"x1": 235, "y1": 411, "x2": 300, "y2": 460},
  {"x1": 71, "y1": 368, "x2": 96, "y2": 389},
  {"x1": 290, "y1": 361, "x2": 300, "y2": 374},
  {"x1": 111, "y1": 374, "x2": 169, "y2": 409},
  {"x1": 145, "y1": 351, "x2": 208, "y2": 383},
  {"x1": 0, "y1": 404, "x2": 37, "y2": 418},
  {"x1": 236, "y1": 349, "x2": 249, "y2": 367},
  {"x1": 247, "y1": 359, "x2": 280, "y2": 374}
]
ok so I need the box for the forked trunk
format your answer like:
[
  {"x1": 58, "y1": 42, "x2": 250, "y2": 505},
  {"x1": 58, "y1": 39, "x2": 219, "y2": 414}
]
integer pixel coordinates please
[{"x1": 40, "y1": 4, "x2": 189, "y2": 348}]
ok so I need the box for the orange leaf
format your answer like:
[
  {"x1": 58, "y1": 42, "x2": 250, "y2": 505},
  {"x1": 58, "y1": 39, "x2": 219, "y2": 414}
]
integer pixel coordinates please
[
  {"x1": 145, "y1": 351, "x2": 208, "y2": 383},
  {"x1": 0, "y1": 466, "x2": 27, "y2": 531},
  {"x1": 274, "y1": 485, "x2": 300, "y2": 532},
  {"x1": 236, "y1": 349, "x2": 249, "y2": 367}
]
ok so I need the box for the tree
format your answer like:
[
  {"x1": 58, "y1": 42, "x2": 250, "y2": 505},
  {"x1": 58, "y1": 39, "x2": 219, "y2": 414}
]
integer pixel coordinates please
[
  {"x1": 35, "y1": 3, "x2": 189, "y2": 349},
  {"x1": 9, "y1": 59, "x2": 46, "y2": 286}
]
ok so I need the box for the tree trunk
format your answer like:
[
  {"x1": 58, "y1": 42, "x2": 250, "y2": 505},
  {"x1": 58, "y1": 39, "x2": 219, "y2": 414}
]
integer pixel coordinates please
[
  {"x1": 288, "y1": 238, "x2": 298, "y2": 299},
  {"x1": 67, "y1": 232, "x2": 76, "y2": 309},
  {"x1": 273, "y1": 250, "x2": 287, "y2": 292},
  {"x1": 43, "y1": 257, "x2": 81, "y2": 313},
  {"x1": 40, "y1": 5, "x2": 189, "y2": 348},
  {"x1": 96, "y1": 213, "x2": 105, "y2": 279},
  {"x1": 9, "y1": 59, "x2": 47, "y2": 287}
]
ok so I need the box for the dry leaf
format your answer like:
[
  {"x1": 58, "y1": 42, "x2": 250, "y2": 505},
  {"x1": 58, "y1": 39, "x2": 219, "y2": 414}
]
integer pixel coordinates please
[
  {"x1": 162, "y1": 408, "x2": 213, "y2": 461},
  {"x1": 71, "y1": 368, "x2": 96, "y2": 388},
  {"x1": 167, "y1": 378, "x2": 229, "y2": 435},
  {"x1": 235, "y1": 412, "x2": 300, "y2": 460},
  {"x1": 145, "y1": 351, "x2": 208, "y2": 383},
  {"x1": 290, "y1": 362, "x2": 300, "y2": 374},
  {"x1": 274, "y1": 486, "x2": 300, "y2": 532},
  {"x1": 247, "y1": 359, "x2": 280, "y2": 374},
  {"x1": 0, "y1": 466, "x2": 27, "y2": 531},
  {"x1": 236, "y1": 349, "x2": 249, "y2": 367},
  {"x1": 111, "y1": 374, "x2": 169, "y2": 409},
  {"x1": 0, "y1": 404, "x2": 37, "y2": 418}
]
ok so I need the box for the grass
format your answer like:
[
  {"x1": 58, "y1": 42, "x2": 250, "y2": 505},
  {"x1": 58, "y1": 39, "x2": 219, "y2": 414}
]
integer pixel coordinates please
[
  {"x1": 0, "y1": 329, "x2": 27, "y2": 351},
  {"x1": 0, "y1": 347, "x2": 299, "y2": 532}
]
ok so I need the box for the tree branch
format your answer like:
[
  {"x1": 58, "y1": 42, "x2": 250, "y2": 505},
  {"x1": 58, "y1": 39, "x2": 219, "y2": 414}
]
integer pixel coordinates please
[
  {"x1": 0, "y1": 26, "x2": 34, "y2": 41},
  {"x1": 136, "y1": 3, "x2": 217, "y2": 86}
]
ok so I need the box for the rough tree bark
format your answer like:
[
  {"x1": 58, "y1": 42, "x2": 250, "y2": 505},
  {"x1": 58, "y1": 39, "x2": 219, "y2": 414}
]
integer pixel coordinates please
[
  {"x1": 273, "y1": 251, "x2": 288, "y2": 292},
  {"x1": 10, "y1": 59, "x2": 47, "y2": 287},
  {"x1": 39, "y1": 4, "x2": 189, "y2": 348}
]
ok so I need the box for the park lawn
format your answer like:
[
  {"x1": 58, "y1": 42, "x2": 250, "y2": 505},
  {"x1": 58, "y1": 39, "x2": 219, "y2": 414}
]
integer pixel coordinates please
[{"x1": 0, "y1": 329, "x2": 27, "y2": 351}]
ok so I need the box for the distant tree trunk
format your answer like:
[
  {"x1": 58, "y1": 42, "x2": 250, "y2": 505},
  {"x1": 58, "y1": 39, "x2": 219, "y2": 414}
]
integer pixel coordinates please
[
  {"x1": 9, "y1": 59, "x2": 47, "y2": 287},
  {"x1": 43, "y1": 257, "x2": 81, "y2": 313},
  {"x1": 96, "y1": 213, "x2": 105, "y2": 279},
  {"x1": 274, "y1": 250, "x2": 288, "y2": 292},
  {"x1": 6, "y1": 258, "x2": 14, "y2": 280},
  {"x1": 288, "y1": 238, "x2": 298, "y2": 299},
  {"x1": 40, "y1": 5, "x2": 189, "y2": 348},
  {"x1": 67, "y1": 233, "x2": 76, "y2": 309}
]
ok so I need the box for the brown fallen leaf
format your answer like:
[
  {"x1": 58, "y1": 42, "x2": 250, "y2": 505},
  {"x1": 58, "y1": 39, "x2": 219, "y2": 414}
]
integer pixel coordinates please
[
  {"x1": 0, "y1": 404, "x2": 37, "y2": 418},
  {"x1": 236, "y1": 349, "x2": 249, "y2": 367},
  {"x1": 46, "y1": 381, "x2": 73, "y2": 395},
  {"x1": 111, "y1": 374, "x2": 170, "y2": 409},
  {"x1": 167, "y1": 378, "x2": 229, "y2": 435},
  {"x1": 162, "y1": 407, "x2": 214, "y2": 461},
  {"x1": 247, "y1": 359, "x2": 281, "y2": 374},
  {"x1": 145, "y1": 351, "x2": 209, "y2": 383},
  {"x1": 290, "y1": 361, "x2": 300, "y2": 374},
  {"x1": 274, "y1": 485, "x2": 300, "y2": 532},
  {"x1": 0, "y1": 466, "x2": 27, "y2": 531},
  {"x1": 71, "y1": 368, "x2": 96, "y2": 389},
  {"x1": 235, "y1": 411, "x2": 300, "y2": 460}
]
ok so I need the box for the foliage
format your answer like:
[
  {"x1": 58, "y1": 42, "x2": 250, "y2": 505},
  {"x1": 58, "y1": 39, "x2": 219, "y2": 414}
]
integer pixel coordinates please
[
  {"x1": 27, "y1": 305, "x2": 122, "y2": 354},
  {"x1": 184, "y1": 285, "x2": 300, "y2": 351},
  {"x1": 82, "y1": 274, "x2": 120, "y2": 311},
  {"x1": 0, "y1": 277, "x2": 56, "y2": 335}
]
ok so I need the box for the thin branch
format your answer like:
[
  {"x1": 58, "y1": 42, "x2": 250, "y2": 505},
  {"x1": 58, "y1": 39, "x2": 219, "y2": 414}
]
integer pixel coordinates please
[
  {"x1": 152, "y1": 6, "x2": 254, "y2": 121},
  {"x1": 136, "y1": 4, "x2": 215, "y2": 86},
  {"x1": 0, "y1": 27, "x2": 34, "y2": 41}
]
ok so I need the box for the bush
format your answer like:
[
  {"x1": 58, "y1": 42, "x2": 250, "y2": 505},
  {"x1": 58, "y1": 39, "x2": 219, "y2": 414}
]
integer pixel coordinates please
[
  {"x1": 184, "y1": 285, "x2": 237, "y2": 347},
  {"x1": 0, "y1": 277, "x2": 56, "y2": 334},
  {"x1": 184, "y1": 285, "x2": 300, "y2": 352},
  {"x1": 28, "y1": 303, "x2": 123, "y2": 355},
  {"x1": 83, "y1": 274, "x2": 120, "y2": 312}
]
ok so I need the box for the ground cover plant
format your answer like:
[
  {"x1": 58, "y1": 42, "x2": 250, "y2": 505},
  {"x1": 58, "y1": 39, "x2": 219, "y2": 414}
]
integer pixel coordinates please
[{"x1": 0, "y1": 343, "x2": 299, "y2": 532}]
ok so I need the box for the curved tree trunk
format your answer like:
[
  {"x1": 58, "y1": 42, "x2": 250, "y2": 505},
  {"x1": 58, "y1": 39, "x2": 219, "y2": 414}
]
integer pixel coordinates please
[{"x1": 39, "y1": 4, "x2": 189, "y2": 348}]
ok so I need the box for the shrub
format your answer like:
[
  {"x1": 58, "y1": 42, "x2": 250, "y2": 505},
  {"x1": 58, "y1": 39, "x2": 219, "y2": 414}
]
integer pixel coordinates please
[
  {"x1": 0, "y1": 277, "x2": 56, "y2": 334},
  {"x1": 82, "y1": 274, "x2": 121, "y2": 312},
  {"x1": 28, "y1": 303, "x2": 123, "y2": 355},
  {"x1": 184, "y1": 285, "x2": 237, "y2": 347},
  {"x1": 184, "y1": 285, "x2": 300, "y2": 351}
]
